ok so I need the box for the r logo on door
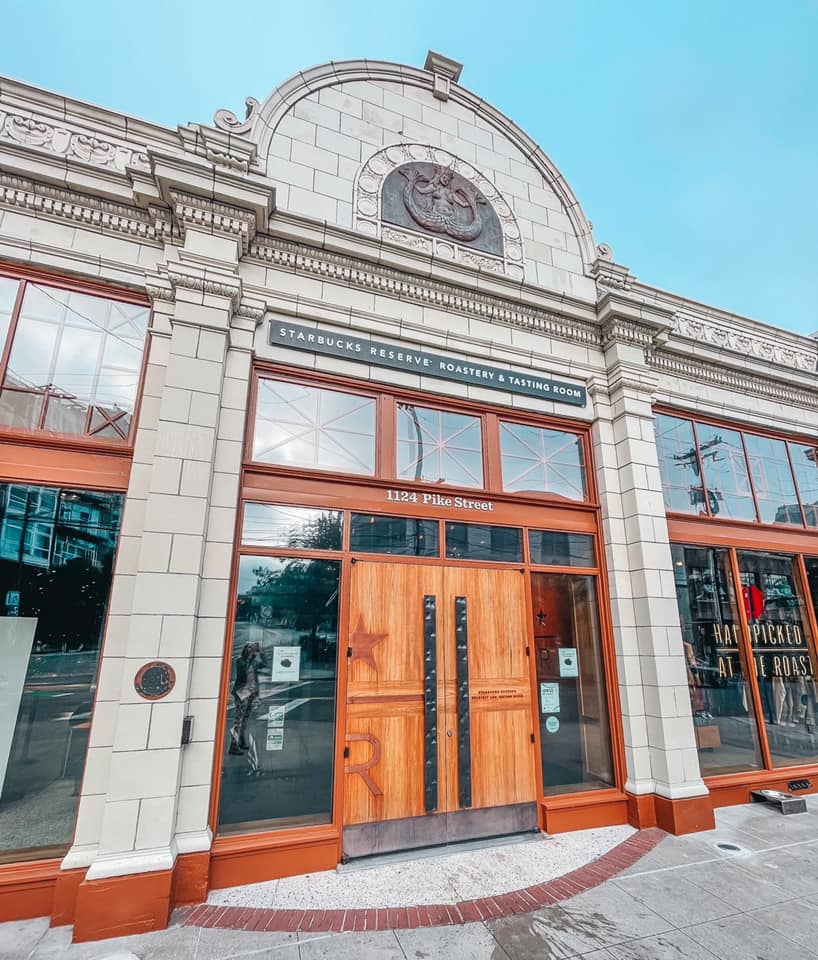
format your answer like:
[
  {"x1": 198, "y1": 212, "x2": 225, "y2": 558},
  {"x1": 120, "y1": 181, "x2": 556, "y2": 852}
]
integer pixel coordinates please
[{"x1": 344, "y1": 733, "x2": 384, "y2": 797}]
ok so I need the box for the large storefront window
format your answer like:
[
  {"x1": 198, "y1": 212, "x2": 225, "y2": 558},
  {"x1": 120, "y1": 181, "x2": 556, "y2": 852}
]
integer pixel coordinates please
[
  {"x1": 672, "y1": 544, "x2": 762, "y2": 775},
  {"x1": 218, "y1": 554, "x2": 341, "y2": 835},
  {"x1": 0, "y1": 281, "x2": 149, "y2": 441},
  {"x1": 737, "y1": 552, "x2": 818, "y2": 767},
  {"x1": 656, "y1": 412, "x2": 816, "y2": 528},
  {"x1": 0, "y1": 482, "x2": 122, "y2": 861},
  {"x1": 530, "y1": 570, "x2": 614, "y2": 794}
]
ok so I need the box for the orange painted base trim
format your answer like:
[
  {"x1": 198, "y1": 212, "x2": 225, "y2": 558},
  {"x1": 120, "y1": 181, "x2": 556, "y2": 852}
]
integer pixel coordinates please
[
  {"x1": 209, "y1": 827, "x2": 339, "y2": 890},
  {"x1": 541, "y1": 790, "x2": 629, "y2": 833},
  {"x1": 0, "y1": 858, "x2": 59, "y2": 922},
  {"x1": 625, "y1": 792, "x2": 658, "y2": 829},
  {"x1": 707, "y1": 766, "x2": 818, "y2": 809},
  {"x1": 72, "y1": 869, "x2": 173, "y2": 943},
  {"x1": 654, "y1": 794, "x2": 715, "y2": 835},
  {"x1": 172, "y1": 851, "x2": 210, "y2": 907},
  {"x1": 50, "y1": 867, "x2": 86, "y2": 927}
]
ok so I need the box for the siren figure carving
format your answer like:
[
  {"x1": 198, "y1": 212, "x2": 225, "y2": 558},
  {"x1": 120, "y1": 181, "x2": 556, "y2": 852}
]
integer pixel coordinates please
[{"x1": 399, "y1": 164, "x2": 485, "y2": 242}]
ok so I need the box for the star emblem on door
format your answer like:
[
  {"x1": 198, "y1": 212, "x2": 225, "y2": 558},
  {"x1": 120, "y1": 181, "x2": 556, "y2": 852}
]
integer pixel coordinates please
[{"x1": 348, "y1": 615, "x2": 388, "y2": 672}]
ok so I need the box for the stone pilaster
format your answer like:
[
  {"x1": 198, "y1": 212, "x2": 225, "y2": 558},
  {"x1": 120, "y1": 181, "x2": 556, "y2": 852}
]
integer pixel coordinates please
[{"x1": 594, "y1": 315, "x2": 714, "y2": 834}]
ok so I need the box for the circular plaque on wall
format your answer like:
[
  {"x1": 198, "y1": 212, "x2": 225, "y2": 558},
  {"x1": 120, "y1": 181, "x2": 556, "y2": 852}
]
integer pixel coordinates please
[{"x1": 134, "y1": 661, "x2": 176, "y2": 700}]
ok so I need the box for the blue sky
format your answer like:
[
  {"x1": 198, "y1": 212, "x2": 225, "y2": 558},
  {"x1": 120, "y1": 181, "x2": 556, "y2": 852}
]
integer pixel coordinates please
[{"x1": 3, "y1": 1, "x2": 817, "y2": 333}]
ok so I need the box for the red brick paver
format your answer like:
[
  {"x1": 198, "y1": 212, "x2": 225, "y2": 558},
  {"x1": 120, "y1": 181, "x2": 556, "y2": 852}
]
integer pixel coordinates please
[{"x1": 183, "y1": 828, "x2": 665, "y2": 934}]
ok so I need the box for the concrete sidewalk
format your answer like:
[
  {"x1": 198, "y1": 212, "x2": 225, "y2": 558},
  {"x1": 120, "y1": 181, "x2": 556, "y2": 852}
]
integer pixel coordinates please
[{"x1": 4, "y1": 798, "x2": 818, "y2": 959}]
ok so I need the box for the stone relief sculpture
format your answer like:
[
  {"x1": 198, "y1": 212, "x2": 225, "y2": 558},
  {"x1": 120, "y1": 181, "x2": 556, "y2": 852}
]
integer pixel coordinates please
[{"x1": 382, "y1": 161, "x2": 503, "y2": 257}]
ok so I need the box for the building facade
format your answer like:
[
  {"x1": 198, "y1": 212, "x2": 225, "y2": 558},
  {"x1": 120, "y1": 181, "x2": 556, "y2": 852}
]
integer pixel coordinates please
[{"x1": 0, "y1": 52, "x2": 817, "y2": 941}]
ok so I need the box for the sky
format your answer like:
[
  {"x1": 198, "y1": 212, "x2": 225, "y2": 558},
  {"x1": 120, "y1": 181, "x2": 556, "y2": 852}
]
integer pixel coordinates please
[{"x1": 2, "y1": 0, "x2": 817, "y2": 334}]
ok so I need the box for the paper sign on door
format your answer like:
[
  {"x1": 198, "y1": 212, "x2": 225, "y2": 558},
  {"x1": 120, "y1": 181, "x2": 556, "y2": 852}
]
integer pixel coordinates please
[
  {"x1": 558, "y1": 648, "x2": 579, "y2": 678},
  {"x1": 540, "y1": 682, "x2": 560, "y2": 714},
  {"x1": 266, "y1": 705, "x2": 286, "y2": 751},
  {"x1": 272, "y1": 646, "x2": 301, "y2": 682}
]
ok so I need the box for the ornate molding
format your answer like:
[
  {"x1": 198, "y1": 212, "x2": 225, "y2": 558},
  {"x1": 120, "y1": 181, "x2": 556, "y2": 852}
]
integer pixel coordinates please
[
  {"x1": 213, "y1": 97, "x2": 260, "y2": 136},
  {"x1": 0, "y1": 108, "x2": 150, "y2": 175},
  {"x1": 354, "y1": 143, "x2": 524, "y2": 281},
  {"x1": 169, "y1": 191, "x2": 258, "y2": 254},
  {"x1": 601, "y1": 317, "x2": 656, "y2": 348},
  {"x1": 671, "y1": 313, "x2": 816, "y2": 373},
  {"x1": 248, "y1": 234, "x2": 601, "y2": 347},
  {"x1": 648, "y1": 348, "x2": 818, "y2": 410},
  {"x1": 590, "y1": 257, "x2": 636, "y2": 292},
  {"x1": 166, "y1": 263, "x2": 242, "y2": 309},
  {"x1": 236, "y1": 299, "x2": 267, "y2": 324},
  {"x1": 0, "y1": 171, "x2": 172, "y2": 243}
]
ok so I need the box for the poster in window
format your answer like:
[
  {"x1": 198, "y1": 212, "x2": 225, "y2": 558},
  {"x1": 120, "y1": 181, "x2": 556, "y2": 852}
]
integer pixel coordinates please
[
  {"x1": 559, "y1": 648, "x2": 579, "y2": 678},
  {"x1": 272, "y1": 646, "x2": 301, "y2": 682},
  {"x1": 540, "y1": 682, "x2": 560, "y2": 714}
]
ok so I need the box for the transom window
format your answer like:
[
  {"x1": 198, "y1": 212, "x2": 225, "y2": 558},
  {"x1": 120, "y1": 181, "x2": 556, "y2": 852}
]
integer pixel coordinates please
[
  {"x1": 656, "y1": 412, "x2": 818, "y2": 527},
  {"x1": 0, "y1": 275, "x2": 149, "y2": 442},
  {"x1": 252, "y1": 379, "x2": 377, "y2": 474},
  {"x1": 251, "y1": 373, "x2": 590, "y2": 502}
]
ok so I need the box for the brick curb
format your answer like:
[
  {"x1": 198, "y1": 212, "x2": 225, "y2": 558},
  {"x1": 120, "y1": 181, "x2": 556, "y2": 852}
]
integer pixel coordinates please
[{"x1": 181, "y1": 827, "x2": 666, "y2": 934}]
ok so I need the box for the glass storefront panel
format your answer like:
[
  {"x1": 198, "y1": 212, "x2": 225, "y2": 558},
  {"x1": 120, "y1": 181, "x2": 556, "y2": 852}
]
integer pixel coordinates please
[
  {"x1": 0, "y1": 483, "x2": 123, "y2": 861},
  {"x1": 530, "y1": 572, "x2": 613, "y2": 793},
  {"x1": 252, "y1": 378, "x2": 376, "y2": 475},
  {"x1": 737, "y1": 551, "x2": 818, "y2": 767},
  {"x1": 350, "y1": 514, "x2": 439, "y2": 556},
  {"x1": 743, "y1": 435, "x2": 800, "y2": 526},
  {"x1": 672, "y1": 544, "x2": 762, "y2": 775},
  {"x1": 445, "y1": 522, "x2": 522, "y2": 563},
  {"x1": 499, "y1": 422, "x2": 586, "y2": 501},
  {"x1": 789, "y1": 442, "x2": 818, "y2": 527},
  {"x1": 218, "y1": 555, "x2": 341, "y2": 834},
  {"x1": 396, "y1": 403, "x2": 483, "y2": 488},
  {"x1": 655, "y1": 414, "x2": 705, "y2": 515},
  {"x1": 528, "y1": 530, "x2": 594, "y2": 567},
  {"x1": 0, "y1": 284, "x2": 149, "y2": 441},
  {"x1": 694, "y1": 424, "x2": 756, "y2": 522},
  {"x1": 0, "y1": 277, "x2": 18, "y2": 349},
  {"x1": 242, "y1": 503, "x2": 343, "y2": 550}
]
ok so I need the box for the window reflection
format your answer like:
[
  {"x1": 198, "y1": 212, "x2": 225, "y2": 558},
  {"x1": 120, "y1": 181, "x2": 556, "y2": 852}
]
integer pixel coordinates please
[
  {"x1": 350, "y1": 514, "x2": 439, "y2": 556},
  {"x1": 743, "y1": 435, "x2": 800, "y2": 526},
  {"x1": 499, "y1": 423, "x2": 586, "y2": 501},
  {"x1": 396, "y1": 404, "x2": 483, "y2": 488},
  {"x1": 218, "y1": 555, "x2": 340, "y2": 834},
  {"x1": 0, "y1": 483, "x2": 122, "y2": 861},
  {"x1": 445, "y1": 522, "x2": 522, "y2": 563},
  {"x1": 655, "y1": 414, "x2": 706, "y2": 515},
  {"x1": 0, "y1": 277, "x2": 18, "y2": 352},
  {"x1": 738, "y1": 552, "x2": 818, "y2": 768},
  {"x1": 531, "y1": 572, "x2": 613, "y2": 794},
  {"x1": 695, "y1": 424, "x2": 756, "y2": 521},
  {"x1": 528, "y1": 530, "x2": 594, "y2": 567},
  {"x1": 0, "y1": 284, "x2": 148, "y2": 441},
  {"x1": 253, "y1": 378, "x2": 376, "y2": 475},
  {"x1": 789, "y1": 443, "x2": 818, "y2": 527},
  {"x1": 672, "y1": 544, "x2": 762, "y2": 775},
  {"x1": 242, "y1": 503, "x2": 343, "y2": 550}
]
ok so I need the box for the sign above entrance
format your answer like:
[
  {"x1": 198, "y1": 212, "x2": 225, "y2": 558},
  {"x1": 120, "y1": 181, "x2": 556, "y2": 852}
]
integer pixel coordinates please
[
  {"x1": 386, "y1": 488, "x2": 494, "y2": 512},
  {"x1": 269, "y1": 320, "x2": 587, "y2": 407}
]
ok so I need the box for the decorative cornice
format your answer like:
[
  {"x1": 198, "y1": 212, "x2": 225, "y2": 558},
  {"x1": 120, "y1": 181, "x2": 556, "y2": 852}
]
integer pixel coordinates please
[
  {"x1": 590, "y1": 257, "x2": 636, "y2": 292},
  {"x1": 236, "y1": 299, "x2": 267, "y2": 324},
  {"x1": 169, "y1": 190, "x2": 258, "y2": 255},
  {"x1": 165, "y1": 263, "x2": 242, "y2": 309},
  {"x1": 213, "y1": 98, "x2": 261, "y2": 136},
  {"x1": 671, "y1": 313, "x2": 817, "y2": 373},
  {"x1": 354, "y1": 142, "x2": 524, "y2": 281},
  {"x1": 648, "y1": 348, "x2": 818, "y2": 410},
  {"x1": 0, "y1": 171, "x2": 171, "y2": 243},
  {"x1": 248, "y1": 234, "x2": 601, "y2": 348},
  {"x1": 601, "y1": 317, "x2": 657, "y2": 348},
  {"x1": 0, "y1": 107, "x2": 150, "y2": 175}
]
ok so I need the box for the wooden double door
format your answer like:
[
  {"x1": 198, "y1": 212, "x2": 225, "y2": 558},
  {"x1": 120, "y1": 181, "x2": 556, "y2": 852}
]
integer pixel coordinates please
[{"x1": 343, "y1": 561, "x2": 538, "y2": 857}]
